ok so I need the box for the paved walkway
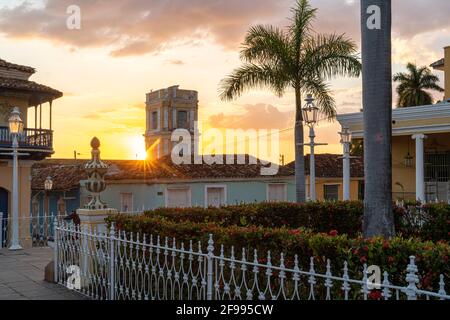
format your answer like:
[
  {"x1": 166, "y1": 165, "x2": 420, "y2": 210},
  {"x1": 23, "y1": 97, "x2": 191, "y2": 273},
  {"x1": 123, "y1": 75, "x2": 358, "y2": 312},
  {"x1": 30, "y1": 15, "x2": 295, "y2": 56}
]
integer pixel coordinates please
[{"x1": 0, "y1": 247, "x2": 86, "y2": 300}]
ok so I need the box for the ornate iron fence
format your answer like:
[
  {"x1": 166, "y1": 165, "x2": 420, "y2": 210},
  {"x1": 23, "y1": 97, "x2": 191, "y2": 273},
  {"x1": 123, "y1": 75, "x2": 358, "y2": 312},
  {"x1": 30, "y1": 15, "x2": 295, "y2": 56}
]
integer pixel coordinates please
[
  {"x1": 54, "y1": 220, "x2": 449, "y2": 301},
  {"x1": 0, "y1": 212, "x2": 63, "y2": 248}
]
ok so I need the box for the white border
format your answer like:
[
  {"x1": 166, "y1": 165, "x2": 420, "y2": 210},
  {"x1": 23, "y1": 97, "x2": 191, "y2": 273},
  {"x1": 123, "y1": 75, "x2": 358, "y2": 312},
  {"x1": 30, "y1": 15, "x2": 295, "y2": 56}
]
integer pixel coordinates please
[
  {"x1": 119, "y1": 192, "x2": 134, "y2": 212},
  {"x1": 204, "y1": 184, "x2": 227, "y2": 208},
  {"x1": 266, "y1": 183, "x2": 288, "y2": 202},
  {"x1": 165, "y1": 186, "x2": 192, "y2": 208}
]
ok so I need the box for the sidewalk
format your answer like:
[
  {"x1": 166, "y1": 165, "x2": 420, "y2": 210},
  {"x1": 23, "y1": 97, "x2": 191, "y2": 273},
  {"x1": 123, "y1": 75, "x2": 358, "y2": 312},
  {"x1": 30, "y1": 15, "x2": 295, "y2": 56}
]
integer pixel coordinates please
[{"x1": 0, "y1": 246, "x2": 86, "y2": 300}]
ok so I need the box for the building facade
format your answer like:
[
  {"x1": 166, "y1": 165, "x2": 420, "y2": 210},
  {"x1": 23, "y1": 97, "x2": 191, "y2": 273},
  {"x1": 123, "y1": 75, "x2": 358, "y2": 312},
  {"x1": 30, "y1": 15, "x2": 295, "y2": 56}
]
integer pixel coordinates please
[
  {"x1": 145, "y1": 86, "x2": 198, "y2": 159},
  {"x1": 0, "y1": 58, "x2": 62, "y2": 247}
]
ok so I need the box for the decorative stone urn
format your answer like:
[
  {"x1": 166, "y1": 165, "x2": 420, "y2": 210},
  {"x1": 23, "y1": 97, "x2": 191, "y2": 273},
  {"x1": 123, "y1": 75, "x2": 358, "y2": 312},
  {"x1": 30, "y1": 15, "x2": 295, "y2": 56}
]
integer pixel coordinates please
[
  {"x1": 76, "y1": 137, "x2": 117, "y2": 234},
  {"x1": 84, "y1": 137, "x2": 108, "y2": 210}
]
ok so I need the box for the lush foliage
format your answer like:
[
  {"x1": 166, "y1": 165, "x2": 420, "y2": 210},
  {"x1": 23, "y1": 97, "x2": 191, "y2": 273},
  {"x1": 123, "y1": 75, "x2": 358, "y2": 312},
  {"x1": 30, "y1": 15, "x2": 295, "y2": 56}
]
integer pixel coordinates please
[
  {"x1": 393, "y1": 62, "x2": 444, "y2": 107},
  {"x1": 106, "y1": 213, "x2": 449, "y2": 291},
  {"x1": 146, "y1": 202, "x2": 364, "y2": 236},
  {"x1": 141, "y1": 201, "x2": 448, "y2": 242},
  {"x1": 395, "y1": 203, "x2": 450, "y2": 243}
]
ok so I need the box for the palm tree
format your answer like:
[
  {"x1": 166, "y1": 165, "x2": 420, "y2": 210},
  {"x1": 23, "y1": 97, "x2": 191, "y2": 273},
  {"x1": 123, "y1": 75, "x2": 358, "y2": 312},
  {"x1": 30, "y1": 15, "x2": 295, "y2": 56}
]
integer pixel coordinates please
[
  {"x1": 394, "y1": 63, "x2": 444, "y2": 107},
  {"x1": 361, "y1": 0, "x2": 395, "y2": 238},
  {"x1": 219, "y1": 0, "x2": 361, "y2": 202}
]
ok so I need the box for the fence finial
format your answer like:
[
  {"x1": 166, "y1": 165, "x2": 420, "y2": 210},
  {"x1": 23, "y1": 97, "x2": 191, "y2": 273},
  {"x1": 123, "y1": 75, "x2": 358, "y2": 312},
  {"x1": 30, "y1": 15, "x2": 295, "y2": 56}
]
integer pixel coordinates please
[
  {"x1": 207, "y1": 234, "x2": 214, "y2": 254},
  {"x1": 109, "y1": 222, "x2": 115, "y2": 237},
  {"x1": 405, "y1": 256, "x2": 419, "y2": 300},
  {"x1": 438, "y1": 274, "x2": 446, "y2": 299},
  {"x1": 382, "y1": 271, "x2": 391, "y2": 300}
]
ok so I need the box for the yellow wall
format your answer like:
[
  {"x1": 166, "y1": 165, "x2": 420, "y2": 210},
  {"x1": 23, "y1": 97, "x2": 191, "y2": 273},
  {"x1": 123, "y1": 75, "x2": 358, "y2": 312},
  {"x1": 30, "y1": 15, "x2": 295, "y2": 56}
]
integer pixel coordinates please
[
  {"x1": 445, "y1": 46, "x2": 450, "y2": 100},
  {"x1": 391, "y1": 132, "x2": 450, "y2": 201},
  {"x1": 0, "y1": 161, "x2": 33, "y2": 247},
  {"x1": 0, "y1": 96, "x2": 29, "y2": 127},
  {"x1": 306, "y1": 176, "x2": 362, "y2": 201}
]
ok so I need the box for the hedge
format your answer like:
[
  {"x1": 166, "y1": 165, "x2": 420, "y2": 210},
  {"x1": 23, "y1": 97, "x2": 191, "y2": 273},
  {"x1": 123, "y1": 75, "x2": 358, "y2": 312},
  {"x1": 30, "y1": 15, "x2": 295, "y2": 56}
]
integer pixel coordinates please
[
  {"x1": 106, "y1": 214, "x2": 450, "y2": 293},
  {"x1": 144, "y1": 201, "x2": 449, "y2": 242}
]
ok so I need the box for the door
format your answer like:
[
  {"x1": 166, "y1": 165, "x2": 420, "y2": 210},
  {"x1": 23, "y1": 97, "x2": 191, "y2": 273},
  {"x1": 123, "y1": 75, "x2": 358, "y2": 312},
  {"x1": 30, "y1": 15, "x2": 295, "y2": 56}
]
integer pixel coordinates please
[
  {"x1": 206, "y1": 187, "x2": 226, "y2": 208},
  {"x1": 0, "y1": 188, "x2": 8, "y2": 248},
  {"x1": 120, "y1": 193, "x2": 133, "y2": 212}
]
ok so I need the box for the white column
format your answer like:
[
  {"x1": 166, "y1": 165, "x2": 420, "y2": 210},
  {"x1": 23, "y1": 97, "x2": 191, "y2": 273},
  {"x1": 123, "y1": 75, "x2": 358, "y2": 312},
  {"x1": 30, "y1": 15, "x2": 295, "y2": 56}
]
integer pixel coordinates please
[
  {"x1": 412, "y1": 134, "x2": 427, "y2": 202},
  {"x1": 309, "y1": 127, "x2": 316, "y2": 201},
  {"x1": 9, "y1": 135, "x2": 22, "y2": 250},
  {"x1": 343, "y1": 142, "x2": 350, "y2": 201}
]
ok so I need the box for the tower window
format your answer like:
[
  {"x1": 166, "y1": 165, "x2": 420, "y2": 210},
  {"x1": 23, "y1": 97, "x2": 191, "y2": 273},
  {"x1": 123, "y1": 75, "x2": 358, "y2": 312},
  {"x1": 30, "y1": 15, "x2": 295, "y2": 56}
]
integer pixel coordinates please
[
  {"x1": 177, "y1": 110, "x2": 188, "y2": 129},
  {"x1": 152, "y1": 111, "x2": 158, "y2": 129}
]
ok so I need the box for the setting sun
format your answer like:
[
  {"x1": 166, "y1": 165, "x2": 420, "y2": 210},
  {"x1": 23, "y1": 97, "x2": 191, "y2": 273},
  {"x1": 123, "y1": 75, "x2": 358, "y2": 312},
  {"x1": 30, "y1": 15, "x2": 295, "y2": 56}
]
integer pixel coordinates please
[{"x1": 130, "y1": 136, "x2": 147, "y2": 160}]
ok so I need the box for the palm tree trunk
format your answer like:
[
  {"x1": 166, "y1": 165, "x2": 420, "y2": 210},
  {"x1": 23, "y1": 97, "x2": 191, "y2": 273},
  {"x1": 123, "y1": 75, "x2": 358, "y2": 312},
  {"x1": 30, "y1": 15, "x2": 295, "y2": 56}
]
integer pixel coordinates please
[
  {"x1": 295, "y1": 87, "x2": 306, "y2": 202},
  {"x1": 361, "y1": 0, "x2": 395, "y2": 238}
]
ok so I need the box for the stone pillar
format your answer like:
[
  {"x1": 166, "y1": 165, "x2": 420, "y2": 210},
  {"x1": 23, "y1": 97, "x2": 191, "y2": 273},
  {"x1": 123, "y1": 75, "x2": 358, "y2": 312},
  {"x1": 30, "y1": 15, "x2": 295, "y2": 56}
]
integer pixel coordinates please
[
  {"x1": 76, "y1": 137, "x2": 117, "y2": 288},
  {"x1": 412, "y1": 134, "x2": 427, "y2": 202},
  {"x1": 343, "y1": 142, "x2": 351, "y2": 201}
]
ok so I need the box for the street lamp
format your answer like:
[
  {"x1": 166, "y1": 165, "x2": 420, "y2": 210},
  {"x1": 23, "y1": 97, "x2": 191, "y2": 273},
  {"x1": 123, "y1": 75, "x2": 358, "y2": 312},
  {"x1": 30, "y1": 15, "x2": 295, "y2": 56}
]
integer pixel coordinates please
[
  {"x1": 44, "y1": 176, "x2": 53, "y2": 215},
  {"x1": 301, "y1": 95, "x2": 327, "y2": 201},
  {"x1": 8, "y1": 107, "x2": 24, "y2": 250},
  {"x1": 339, "y1": 126, "x2": 352, "y2": 200}
]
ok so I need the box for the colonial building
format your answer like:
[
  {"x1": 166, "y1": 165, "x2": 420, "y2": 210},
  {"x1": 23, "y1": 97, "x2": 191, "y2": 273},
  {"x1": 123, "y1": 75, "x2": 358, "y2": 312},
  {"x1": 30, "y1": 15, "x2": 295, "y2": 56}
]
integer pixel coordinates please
[
  {"x1": 31, "y1": 154, "x2": 364, "y2": 213},
  {"x1": 145, "y1": 85, "x2": 198, "y2": 159},
  {"x1": 338, "y1": 46, "x2": 450, "y2": 202},
  {"x1": 431, "y1": 46, "x2": 450, "y2": 101},
  {"x1": 0, "y1": 58, "x2": 62, "y2": 247}
]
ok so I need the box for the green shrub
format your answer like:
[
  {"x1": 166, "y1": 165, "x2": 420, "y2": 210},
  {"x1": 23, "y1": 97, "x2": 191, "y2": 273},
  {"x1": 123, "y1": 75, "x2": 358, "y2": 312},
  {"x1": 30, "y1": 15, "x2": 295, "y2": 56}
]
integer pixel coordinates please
[
  {"x1": 146, "y1": 201, "x2": 364, "y2": 237},
  {"x1": 106, "y1": 214, "x2": 450, "y2": 292},
  {"x1": 145, "y1": 201, "x2": 449, "y2": 242}
]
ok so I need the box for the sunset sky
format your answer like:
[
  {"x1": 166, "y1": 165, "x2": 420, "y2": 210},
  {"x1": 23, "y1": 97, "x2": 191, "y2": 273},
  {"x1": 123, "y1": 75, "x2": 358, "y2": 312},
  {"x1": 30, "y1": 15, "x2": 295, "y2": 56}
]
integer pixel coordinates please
[{"x1": 0, "y1": 0, "x2": 448, "y2": 161}]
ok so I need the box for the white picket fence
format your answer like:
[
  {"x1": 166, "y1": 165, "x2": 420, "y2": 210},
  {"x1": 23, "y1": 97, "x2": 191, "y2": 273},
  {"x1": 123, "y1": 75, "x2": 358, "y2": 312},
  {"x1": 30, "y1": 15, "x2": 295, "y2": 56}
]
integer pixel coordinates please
[
  {"x1": 0, "y1": 212, "x2": 64, "y2": 248},
  {"x1": 53, "y1": 220, "x2": 450, "y2": 301}
]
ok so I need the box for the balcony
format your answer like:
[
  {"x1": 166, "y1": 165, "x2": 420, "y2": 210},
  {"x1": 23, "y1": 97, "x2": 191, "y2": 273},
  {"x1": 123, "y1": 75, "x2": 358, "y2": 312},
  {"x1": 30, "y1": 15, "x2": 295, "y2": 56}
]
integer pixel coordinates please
[{"x1": 0, "y1": 127, "x2": 53, "y2": 159}]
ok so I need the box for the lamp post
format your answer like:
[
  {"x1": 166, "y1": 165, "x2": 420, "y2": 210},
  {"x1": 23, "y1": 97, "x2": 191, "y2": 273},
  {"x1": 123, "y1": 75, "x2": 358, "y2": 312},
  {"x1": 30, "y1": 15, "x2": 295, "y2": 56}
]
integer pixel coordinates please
[
  {"x1": 5, "y1": 108, "x2": 26, "y2": 250},
  {"x1": 300, "y1": 95, "x2": 327, "y2": 201},
  {"x1": 339, "y1": 126, "x2": 352, "y2": 201},
  {"x1": 44, "y1": 176, "x2": 53, "y2": 215}
]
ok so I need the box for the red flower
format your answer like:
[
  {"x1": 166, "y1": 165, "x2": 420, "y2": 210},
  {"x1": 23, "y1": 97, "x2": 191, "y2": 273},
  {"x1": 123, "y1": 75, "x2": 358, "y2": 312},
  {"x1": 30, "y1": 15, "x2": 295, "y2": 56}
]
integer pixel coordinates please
[
  {"x1": 360, "y1": 256, "x2": 367, "y2": 263},
  {"x1": 363, "y1": 246, "x2": 369, "y2": 252},
  {"x1": 329, "y1": 230, "x2": 338, "y2": 236},
  {"x1": 382, "y1": 241, "x2": 390, "y2": 249},
  {"x1": 388, "y1": 256, "x2": 394, "y2": 264},
  {"x1": 368, "y1": 290, "x2": 382, "y2": 300}
]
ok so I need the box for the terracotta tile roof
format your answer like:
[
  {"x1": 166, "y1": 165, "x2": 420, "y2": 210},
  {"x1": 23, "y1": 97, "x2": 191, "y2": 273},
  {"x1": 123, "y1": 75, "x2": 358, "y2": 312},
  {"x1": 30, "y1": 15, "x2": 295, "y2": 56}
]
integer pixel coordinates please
[
  {"x1": 430, "y1": 58, "x2": 444, "y2": 69},
  {"x1": 31, "y1": 155, "x2": 295, "y2": 190},
  {"x1": 287, "y1": 154, "x2": 364, "y2": 178},
  {"x1": 0, "y1": 77, "x2": 63, "y2": 99},
  {"x1": 0, "y1": 58, "x2": 35, "y2": 74}
]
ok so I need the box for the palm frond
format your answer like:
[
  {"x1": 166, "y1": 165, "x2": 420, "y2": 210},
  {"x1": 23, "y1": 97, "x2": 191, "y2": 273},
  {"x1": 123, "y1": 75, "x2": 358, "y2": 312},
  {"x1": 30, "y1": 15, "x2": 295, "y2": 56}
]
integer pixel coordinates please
[
  {"x1": 303, "y1": 33, "x2": 361, "y2": 80},
  {"x1": 289, "y1": 0, "x2": 317, "y2": 65},
  {"x1": 303, "y1": 76, "x2": 336, "y2": 119},
  {"x1": 241, "y1": 25, "x2": 291, "y2": 65},
  {"x1": 219, "y1": 63, "x2": 289, "y2": 101}
]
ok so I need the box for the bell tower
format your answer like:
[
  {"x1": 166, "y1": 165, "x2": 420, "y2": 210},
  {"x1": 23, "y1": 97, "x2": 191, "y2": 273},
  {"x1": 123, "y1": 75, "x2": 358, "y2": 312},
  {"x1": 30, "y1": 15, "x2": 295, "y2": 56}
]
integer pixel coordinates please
[{"x1": 144, "y1": 85, "x2": 198, "y2": 159}]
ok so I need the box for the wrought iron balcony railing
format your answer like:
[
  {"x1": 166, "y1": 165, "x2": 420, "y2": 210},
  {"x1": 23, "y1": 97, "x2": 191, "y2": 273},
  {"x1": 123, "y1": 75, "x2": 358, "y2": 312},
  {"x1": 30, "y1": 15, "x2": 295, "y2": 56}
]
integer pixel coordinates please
[{"x1": 0, "y1": 126, "x2": 53, "y2": 151}]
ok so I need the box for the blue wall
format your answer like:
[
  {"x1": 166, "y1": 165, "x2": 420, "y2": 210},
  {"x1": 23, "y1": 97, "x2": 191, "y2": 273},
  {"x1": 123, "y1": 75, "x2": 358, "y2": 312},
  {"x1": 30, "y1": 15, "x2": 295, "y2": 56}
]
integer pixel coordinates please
[
  {"x1": 31, "y1": 188, "x2": 81, "y2": 216},
  {"x1": 100, "y1": 178, "x2": 296, "y2": 211}
]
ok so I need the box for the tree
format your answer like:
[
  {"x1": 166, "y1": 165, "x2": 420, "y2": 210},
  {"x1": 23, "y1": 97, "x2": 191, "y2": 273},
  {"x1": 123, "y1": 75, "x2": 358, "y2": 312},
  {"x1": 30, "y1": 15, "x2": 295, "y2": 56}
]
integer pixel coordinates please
[
  {"x1": 394, "y1": 63, "x2": 444, "y2": 107},
  {"x1": 361, "y1": 0, "x2": 395, "y2": 238},
  {"x1": 219, "y1": 0, "x2": 361, "y2": 202}
]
